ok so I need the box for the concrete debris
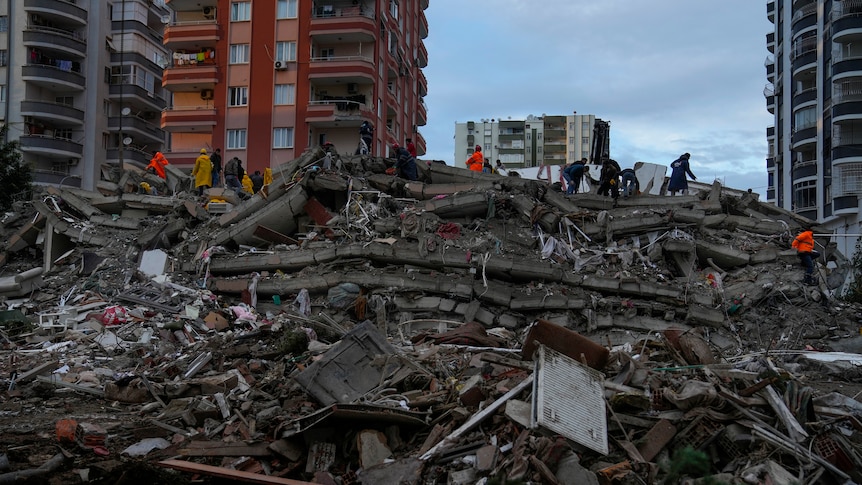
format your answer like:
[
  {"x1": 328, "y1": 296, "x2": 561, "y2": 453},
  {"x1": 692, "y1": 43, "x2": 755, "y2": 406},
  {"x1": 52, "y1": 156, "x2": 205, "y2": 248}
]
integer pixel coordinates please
[{"x1": 0, "y1": 146, "x2": 861, "y2": 483}]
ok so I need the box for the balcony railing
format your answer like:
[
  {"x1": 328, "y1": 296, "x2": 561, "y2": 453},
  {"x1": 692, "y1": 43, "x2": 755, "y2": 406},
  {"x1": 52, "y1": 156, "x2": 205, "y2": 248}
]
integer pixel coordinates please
[
  {"x1": 791, "y1": 36, "x2": 817, "y2": 60},
  {"x1": 835, "y1": 80, "x2": 862, "y2": 102},
  {"x1": 792, "y1": 2, "x2": 817, "y2": 23},
  {"x1": 311, "y1": 3, "x2": 374, "y2": 19},
  {"x1": 832, "y1": 0, "x2": 862, "y2": 20}
]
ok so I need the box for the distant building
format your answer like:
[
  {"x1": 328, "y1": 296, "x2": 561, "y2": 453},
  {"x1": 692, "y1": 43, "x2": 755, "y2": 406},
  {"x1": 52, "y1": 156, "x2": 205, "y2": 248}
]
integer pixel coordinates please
[
  {"x1": 453, "y1": 114, "x2": 606, "y2": 169},
  {"x1": 767, "y1": 1, "x2": 862, "y2": 258},
  {"x1": 0, "y1": 0, "x2": 171, "y2": 191}
]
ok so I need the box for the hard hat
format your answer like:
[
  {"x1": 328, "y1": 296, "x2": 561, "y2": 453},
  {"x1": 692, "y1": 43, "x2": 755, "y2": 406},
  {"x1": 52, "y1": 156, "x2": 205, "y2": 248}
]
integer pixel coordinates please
[
  {"x1": 200, "y1": 148, "x2": 207, "y2": 154},
  {"x1": 475, "y1": 145, "x2": 482, "y2": 151}
]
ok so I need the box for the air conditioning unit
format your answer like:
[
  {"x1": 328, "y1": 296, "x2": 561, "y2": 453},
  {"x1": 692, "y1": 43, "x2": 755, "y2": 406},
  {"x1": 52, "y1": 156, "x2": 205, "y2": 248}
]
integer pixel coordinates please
[
  {"x1": 200, "y1": 89, "x2": 214, "y2": 100},
  {"x1": 347, "y1": 83, "x2": 358, "y2": 94},
  {"x1": 274, "y1": 60, "x2": 287, "y2": 71},
  {"x1": 202, "y1": 6, "x2": 215, "y2": 19}
]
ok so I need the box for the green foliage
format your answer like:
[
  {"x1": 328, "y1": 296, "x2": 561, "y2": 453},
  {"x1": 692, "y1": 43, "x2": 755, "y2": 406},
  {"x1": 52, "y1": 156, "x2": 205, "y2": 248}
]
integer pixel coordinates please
[
  {"x1": 0, "y1": 125, "x2": 33, "y2": 211},
  {"x1": 841, "y1": 238, "x2": 862, "y2": 303}
]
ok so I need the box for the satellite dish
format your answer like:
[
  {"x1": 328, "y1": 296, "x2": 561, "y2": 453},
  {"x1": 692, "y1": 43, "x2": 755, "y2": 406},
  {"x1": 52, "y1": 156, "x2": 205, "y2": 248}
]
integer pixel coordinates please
[
  {"x1": 123, "y1": 137, "x2": 132, "y2": 146},
  {"x1": 121, "y1": 107, "x2": 131, "y2": 116}
]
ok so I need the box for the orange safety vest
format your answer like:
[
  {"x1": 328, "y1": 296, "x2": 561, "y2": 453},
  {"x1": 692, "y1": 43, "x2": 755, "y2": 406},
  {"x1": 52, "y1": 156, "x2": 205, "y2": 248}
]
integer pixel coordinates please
[
  {"x1": 466, "y1": 152, "x2": 484, "y2": 172},
  {"x1": 792, "y1": 230, "x2": 814, "y2": 253}
]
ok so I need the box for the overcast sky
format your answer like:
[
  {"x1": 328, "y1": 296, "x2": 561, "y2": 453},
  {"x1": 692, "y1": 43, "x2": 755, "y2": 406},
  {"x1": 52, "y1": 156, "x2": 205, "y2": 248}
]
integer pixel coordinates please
[{"x1": 421, "y1": 0, "x2": 774, "y2": 193}]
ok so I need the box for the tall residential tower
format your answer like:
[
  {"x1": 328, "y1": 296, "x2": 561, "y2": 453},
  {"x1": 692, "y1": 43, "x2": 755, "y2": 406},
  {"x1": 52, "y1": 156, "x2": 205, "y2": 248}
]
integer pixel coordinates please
[{"x1": 768, "y1": 0, "x2": 862, "y2": 256}]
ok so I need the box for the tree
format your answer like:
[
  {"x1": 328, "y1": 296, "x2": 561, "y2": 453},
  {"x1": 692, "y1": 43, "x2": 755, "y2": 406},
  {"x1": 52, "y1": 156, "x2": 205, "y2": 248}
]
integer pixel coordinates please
[{"x1": 0, "y1": 124, "x2": 33, "y2": 211}]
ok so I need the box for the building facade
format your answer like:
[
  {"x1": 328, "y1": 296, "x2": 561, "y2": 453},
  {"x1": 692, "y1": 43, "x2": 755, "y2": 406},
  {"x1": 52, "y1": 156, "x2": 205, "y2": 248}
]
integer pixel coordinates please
[
  {"x1": 767, "y1": 0, "x2": 862, "y2": 257},
  {"x1": 0, "y1": 0, "x2": 170, "y2": 191},
  {"x1": 453, "y1": 114, "x2": 605, "y2": 170},
  {"x1": 162, "y1": 0, "x2": 429, "y2": 175}
]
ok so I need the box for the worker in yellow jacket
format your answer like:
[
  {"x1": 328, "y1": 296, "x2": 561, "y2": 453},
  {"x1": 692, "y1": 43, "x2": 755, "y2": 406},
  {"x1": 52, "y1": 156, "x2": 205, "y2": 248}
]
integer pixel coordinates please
[
  {"x1": 242, "y1": 172, "x2": 254, "y2": 194},
  {"x1": 192, "y1": 148, "x2": 212, "y2": 196}
]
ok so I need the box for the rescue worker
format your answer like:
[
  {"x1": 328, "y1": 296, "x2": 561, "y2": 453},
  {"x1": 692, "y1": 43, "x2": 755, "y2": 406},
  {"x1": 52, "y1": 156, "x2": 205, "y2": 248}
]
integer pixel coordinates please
[
  {"x1": 562, "y1": 159, "x2": 588, "y2": 195},
  {"x1": 668, "y1": 153, "x2": 697, "y2": 196},
  {"x1": 620, "y1": 167, "x2": 640, "y2": 198},
  {"x1": 792, "y1": 227, "x2": 821, "y2": 285},
  {"x1": 263, "y1": 167, "x2": 273, "y2": 187},
  {"x1": 466, "y1": 145, "x2": 484, "y2": 172},
  {"x1": 242, "y1": 171, "x2": 254, "y2": 194},
  {"x1": 597, "y1": 159, "x2": 620, "y2": 199},
  {"x1": 251, "y1": 170, "x2": 264, "y2": 194},
  {"x1": 191, "y1": 148, "x2": 212, "y2": 196},
  {"x1": 392, "y1": 143, "x2": 419, "y2": 181},
  {"x1": 146, "y1": 151, "x2": 169, "y2": 179}
]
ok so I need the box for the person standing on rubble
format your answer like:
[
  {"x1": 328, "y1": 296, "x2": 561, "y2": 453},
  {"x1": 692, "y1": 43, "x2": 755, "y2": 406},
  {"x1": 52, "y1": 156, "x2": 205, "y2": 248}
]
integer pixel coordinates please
[
  {"x1": 563, "y1": 159, "x2": 588, "y2": 195},
  {"x1": 597, "y1": 159, "x2": 620, "y2": 199},
  {"x1": 406, "y1": 138, "x2": 417, "y2": 158},
  {"x1": 191, "y1": 148, "x2": 212, "y2": 196},
  {"x1": 466, "y1": 145, "x2": 484, "y2": 172},
  {"x1": 146, "y1": 151, "x2": 169, "y2": 179},
  {"x1": 668, "y1": 153, "x2": 697, "y2": 195},
  {"x1": 223, "y1": 157, "x2": 243, "y2": 193},
  {"x1": 792, "y1": 227, "x2": 821, "y2": 285},
  {"x1": 251, "y1": 170, "x2": 264, "y2": 194},
  {"x1": 210, "y1": 148, "x2": 222, "y2": 188},
  {"x1": 620, "y1": 165, "x2": 640, "y2": 198},
  {"x1": 359, "y1": 120, "x2": 374, "y2": 156}
]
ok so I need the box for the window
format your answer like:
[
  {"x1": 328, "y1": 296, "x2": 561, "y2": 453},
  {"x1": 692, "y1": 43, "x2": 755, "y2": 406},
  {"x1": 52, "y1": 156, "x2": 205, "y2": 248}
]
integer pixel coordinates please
[
  {"x1": 0, "y1": 16, "x2": 8, "y2": 32},
  {"x1": 0, "y1": 50, "x2": 7, "y2": 67},
  {"x1": 582, "y1": 137, "x2": 589, "y2": 145},
  {"x1": 389, "y1": 0, "x2": 399, "y2": 19},
  {"x1": 230, "y1": 2, "x2": 251, "y2": 21},
  {"x1": 229, "y1": 87, "x2": 248, "y2": 106},
  {"x1": 276, "y1": 41, "x2": 296, "y2": 62},
  {"x1": 793, "y1": 180, "x2": 817, "y2": 210},
  {"x1": 319, "y1": 48, "x2": 334, "y2": 59},
  {"x1": 229, "y1": 44, "x2": 249, "y2": 64},
  {"x1": 55, "y1": 96, "x2": 73, "y2": 106},
  {"x1": 227, "y1": 129, "x2": 247, "y2": 149},
  {"x1": 103, "y1": 100, "x2": 110, "y2": 116},
  {"x1": 0, "y1": 85, "x2": 5, "y2": 103},
  {"x1": 794, "y1": 106, "x2": 816, "y2": 131},
  {"x1": 274, "y1": 84, "x2": 295, "y2": 105},
  {"x1": 276, "y1": 0, "x2": 297, "y2": 18},
  {"x1": 273, "y1": 128, "x2": 294, "y2": 148}
]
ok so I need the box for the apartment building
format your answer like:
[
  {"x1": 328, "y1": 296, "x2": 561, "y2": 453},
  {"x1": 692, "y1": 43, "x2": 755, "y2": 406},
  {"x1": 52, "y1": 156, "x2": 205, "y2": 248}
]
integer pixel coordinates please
[
  {"x1": 0, "y1": 0, "x2": 170, "y2": 191},
  {"x1": 767, "y1": 0, "x2": 862, "y2": 257},
  {"x1": 453, "y1": 114, "x2": 604, "y2": 169},
  {"x1": 162, "y1": 0, "x2": 429, "y2": 175}
]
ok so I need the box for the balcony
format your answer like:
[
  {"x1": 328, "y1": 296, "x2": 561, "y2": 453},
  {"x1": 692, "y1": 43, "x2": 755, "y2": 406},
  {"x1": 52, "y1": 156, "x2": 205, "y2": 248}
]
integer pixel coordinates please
[
  {"x1": 791, "y1": 3, "x2": 817, "y2": 33},
  {"x1": 161, "y1": 106, "x2": 217, "y2": 132},
  {"x1": 308, "y1": 56, "x2": 375, "y2": 83},
  {"x1": 767, "y1": 1, "x2": 775, "y2": 23},
  {"x1": 832, "y1": 1, "x2": 862, "y2": 43},
  {"x1": 20, "y1": 100, "x2": 85, "y2": 126},
  {"x1": 310, "y1": 4, "x2": 376, "y2": 43},
  {"x1": 792, "y1": 87, "x2": 816, "y2": 107},
  {"x1": 106, "y1": 147, "x2": 153, "y2": 168},
  {"x1": 25, "y1": 0, "x2": 87, "y2": 26},
  {"x1": 792, "y1": 160, "x2": 818, "y2": 178},
  {"x1": 418, "y1": 69, "x2": 428, "y2": 97},
  {"x1": 544, "y1": 144, "x2": 566, "y2": 154},
  {"x1": 417, "y1": 42, "x2": 428, "y2": 68},
  {"x1": 109, "y1": 83, "x2": 167, "y2": 111},
  {"x1": 416, "y1": 100, "x2": 427, "y2": 126},
  {"x1": 306, "y1": 100, "x2": 373, "y2": 128},
  {"x1": 791, "y1": 126, "x2": 817, "y2": 147},
  {"x1": 164, "y1": 21, "x2": 220, "y2": 50},
  {"x1": 19, "y1": 135, "x2": 83, "y2": 158},
  {"x1": 833, "y1": 57, "x2": 862, "y2": 81},
  {"x1": 833, "y1": 80, "x2": 862, "y2": 121},
  {"x1": 419, "y1": 13, "x2": 428, "y2": 39},
  {"x1": 766, "y1": 32, "x2": 775, "y2": 54},
  {"x1": 108, "y1": 115, "x2": 166, "y2": 144},
  {"x1": 23, "y1": 28, "x2": 87, "y2": 58},
  {"x1": 22, "y1": 64, "x2": 86, "y2": 91},
  {"x1": 32, "y1": 171, "x2": 82, "y2": 188},
  {"x1": 162, "y1": 63, "x2": 219, "y2": 90}
]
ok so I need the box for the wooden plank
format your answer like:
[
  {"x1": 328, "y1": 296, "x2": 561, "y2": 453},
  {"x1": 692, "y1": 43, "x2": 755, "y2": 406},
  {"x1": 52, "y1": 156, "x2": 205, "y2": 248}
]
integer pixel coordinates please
[
  {"x1": 178, "y1": 441, "x2": 271, "y2": 457},
  {"x1": 480, "y1": 353, "x2": 535, "y2": 371},
  {"x1": 159, "y1": 459, "x2": 317, "y2": 485}
]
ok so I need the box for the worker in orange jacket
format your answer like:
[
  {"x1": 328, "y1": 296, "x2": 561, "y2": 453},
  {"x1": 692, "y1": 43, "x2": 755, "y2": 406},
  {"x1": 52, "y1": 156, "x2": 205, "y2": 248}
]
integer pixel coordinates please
[
  {"x1": 146, "y1": 151, "x2": 169, "y2": 179},
  {"x1": 791, "y1": 228, "x2": 820, "y2": 285},
  {"x1": 466, "y1": 145, "x2": 484, "y2": 172}
]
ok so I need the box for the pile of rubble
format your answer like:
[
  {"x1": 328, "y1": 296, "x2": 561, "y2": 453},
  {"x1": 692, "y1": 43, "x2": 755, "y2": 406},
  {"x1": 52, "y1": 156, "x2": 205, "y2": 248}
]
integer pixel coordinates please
[{"x1": 0, "y1": 146, "x2": 861, "y2": 484}]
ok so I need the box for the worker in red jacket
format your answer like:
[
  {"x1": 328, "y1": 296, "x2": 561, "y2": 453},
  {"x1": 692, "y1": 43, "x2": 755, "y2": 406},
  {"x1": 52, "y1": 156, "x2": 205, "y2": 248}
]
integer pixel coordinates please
[
  {"x1": 466, "y1": 145, "x2": 484, "y2": 172},
  {"x1": 146, "y1": 151, "x2": 169, "y2": 179},
  {"x1": 791, "y1": 228, "x2": 820, "y2": 285}
]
